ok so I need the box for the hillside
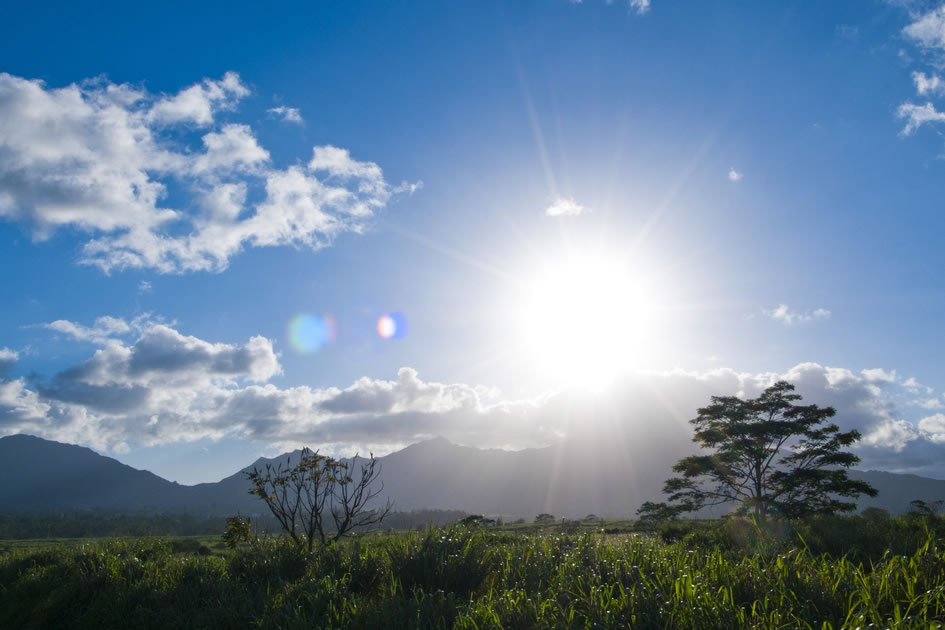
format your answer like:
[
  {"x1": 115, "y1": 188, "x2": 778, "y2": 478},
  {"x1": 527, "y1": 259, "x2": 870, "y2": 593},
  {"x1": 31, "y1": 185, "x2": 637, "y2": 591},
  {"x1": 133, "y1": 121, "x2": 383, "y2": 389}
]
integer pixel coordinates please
[{"x1": 1, "y1": 434, "x2": 943, "y2": 517}]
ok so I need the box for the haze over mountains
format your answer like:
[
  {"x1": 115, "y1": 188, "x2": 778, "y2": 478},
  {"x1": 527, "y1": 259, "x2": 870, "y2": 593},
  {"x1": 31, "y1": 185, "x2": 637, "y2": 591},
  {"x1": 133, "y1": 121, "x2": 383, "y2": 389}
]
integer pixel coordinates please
[{"x1": 2, "y1": 434, "x2": 942, "y2": 518}]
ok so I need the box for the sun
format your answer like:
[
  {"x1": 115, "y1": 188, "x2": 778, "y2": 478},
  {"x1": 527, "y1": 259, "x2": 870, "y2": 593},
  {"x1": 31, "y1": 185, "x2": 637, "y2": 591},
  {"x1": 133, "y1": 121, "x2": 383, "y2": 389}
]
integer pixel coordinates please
[{"x1": 516, "y1": 254, "x2": 657, "y2": 389}]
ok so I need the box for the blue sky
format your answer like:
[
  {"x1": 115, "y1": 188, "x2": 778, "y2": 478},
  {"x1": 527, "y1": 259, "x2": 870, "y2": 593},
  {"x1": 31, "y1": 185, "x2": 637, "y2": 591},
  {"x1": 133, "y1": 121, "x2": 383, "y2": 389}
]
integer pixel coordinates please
[{"x1": 2, "y1": 0, "x2": 945, "y2": 484}]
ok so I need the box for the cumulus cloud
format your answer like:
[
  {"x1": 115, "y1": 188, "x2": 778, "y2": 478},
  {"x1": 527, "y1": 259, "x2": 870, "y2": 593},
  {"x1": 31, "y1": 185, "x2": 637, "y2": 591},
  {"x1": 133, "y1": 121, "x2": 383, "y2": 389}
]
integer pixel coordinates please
[
  {"x1": 862, "y1": 419, "x2": 919, "y2": 452},
  {"x1": 902, "y1": 376, "x2": 932, "y2": 393},
  {"x1": 913, "y1": 71, "x2": 945, "y2": 96},
  {"x1": 862, "y1": 367, "x2": 897, "y2": 383},
  {"x1": 3, "y1": 321, "x2": 944, "y2": 475},
  {"x1": 545, "y1": 197, "x2": 588, "y2": 217},
  {"x1": 727, "y1": 167, "x2": 743, "y2": 182},
  {"x1": 43, "y1": 316, "x2": 135, "y2": 344},
  {"x1": 0, "y1": 72, "x2": 416, "y2": 273},
  {"x1": 918, "y1": 413, "x2": 945, "y2": 443},
  {"x1": 897, "y1": 101, "x2": 945, "y2": 134},
  {"x1": 40, "y1": 314, "x2": 165, "y2": 345},
  {"x1": 903, "y1": 4, "x2": 945, "y2": 52},
  {"x1": 764, "y1": 304, "x2": 831, "y2": 325},
  {"x1": 267, "y1": 106, "x2": 303, "y2": 124},
  {"x1": 147, "y1": 72, "x2": 249, "y2": 125}
]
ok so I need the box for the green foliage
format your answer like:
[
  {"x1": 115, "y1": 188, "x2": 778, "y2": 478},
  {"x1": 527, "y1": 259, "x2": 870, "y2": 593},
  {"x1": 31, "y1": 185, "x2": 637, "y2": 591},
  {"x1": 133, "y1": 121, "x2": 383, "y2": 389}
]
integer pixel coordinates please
[
  {"x1": 643, "y1": 380, "x2": 877, "y2": 521},
  {"x1": 2, "y1": 519, "x2": 944, "y2": 628},
  {"x1": 222, "y1": 516, "x2": 257, "y2": 550}
]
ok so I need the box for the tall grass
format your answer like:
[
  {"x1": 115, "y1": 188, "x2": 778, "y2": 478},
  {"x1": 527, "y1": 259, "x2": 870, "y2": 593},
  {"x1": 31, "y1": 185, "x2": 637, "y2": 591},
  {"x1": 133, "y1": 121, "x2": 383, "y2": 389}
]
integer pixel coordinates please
[{"x1": 1, "y1": 525, "x2": 943, "y2": 629}]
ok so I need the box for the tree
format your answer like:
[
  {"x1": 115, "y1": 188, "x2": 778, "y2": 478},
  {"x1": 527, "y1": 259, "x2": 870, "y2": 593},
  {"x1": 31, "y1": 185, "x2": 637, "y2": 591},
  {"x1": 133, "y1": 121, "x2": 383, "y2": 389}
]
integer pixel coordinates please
[
  {"x1": 246, "y1": 448, "x2": 392, "y2": 552},
  {"x1": 907, "y1": 499, "x2": 944, "y2": 518},
  {"x1": 222, "y1": 515, "x2": 258, "y2": 550},
  {"x1": 535, "y1": 513, "x2": 555, "y2": 524},
  {"x1": 638, "y1": 381, "x2": 877, "y2": 521}
]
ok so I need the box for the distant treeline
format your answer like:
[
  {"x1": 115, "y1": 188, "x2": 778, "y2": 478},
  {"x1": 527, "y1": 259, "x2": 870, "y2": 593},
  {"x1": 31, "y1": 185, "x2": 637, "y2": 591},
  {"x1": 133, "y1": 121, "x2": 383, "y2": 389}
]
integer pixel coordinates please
[{"x1": 0, "y1": 509, "x2": 468, "y2": 540}]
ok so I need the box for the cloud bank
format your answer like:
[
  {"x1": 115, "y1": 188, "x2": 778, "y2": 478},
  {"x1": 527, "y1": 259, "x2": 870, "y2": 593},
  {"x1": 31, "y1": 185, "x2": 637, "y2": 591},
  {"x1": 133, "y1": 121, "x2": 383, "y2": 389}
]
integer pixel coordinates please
[
  {"x1": 1, "y1": 316, "x2": 943, "y2": 477},
  {"x1": 0, "y1": 72, "x2": 417, "y2": 273}
]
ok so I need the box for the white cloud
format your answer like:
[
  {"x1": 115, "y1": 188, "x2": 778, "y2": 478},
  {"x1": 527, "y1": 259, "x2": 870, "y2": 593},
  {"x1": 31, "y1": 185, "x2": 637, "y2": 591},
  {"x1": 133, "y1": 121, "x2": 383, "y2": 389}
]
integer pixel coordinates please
[
  {"x1": 862, "y1": 419, "x2": 918, "y2": 452},
  {"x1": 3, "y1": 323, "x2": 945, "y2": 475},
  {"x1": 43, "y1": 316, "x2": 134, "y2": 344},
  {"x1": 897, "y1": 101, "x2": 945, "y2": 135},
  {"x1": 545, "y1": 197, "x2": 588, "y2": 217},
  {"x1": 727, "y1": 168, "x2": 743, "y2": 182},
  {"x1": 919, "y1": 413, "x2": 945, "y2": 443},
  {"x1": 147, "y1": 72, "x2": 249, "y2": 125},
  {"x1": 0, "y1": 72, "x2": 416, "y2": 274},
  {"x1": 916, "y1": 397, "x2": 944, "y2": 410},
  {"x1": 903, "y1": 5, "x2": 945, "y2": 52},
  {"x1": 267, "y1": 106, "x2": 302, "y2": 124},
  {"x1": 138, "y1": 280, "x2": 152, "y2": 293},
  {"x1": 913, "y1": 71, "x2": 945, "y2": 96},
  {"x1": 192, "y1": 124, "x2": 270, "y2": 175},
  {"x1": 862, "y1": 368, "x2": 898, "y2": 383},
  {"x1": 764, "y1": 304, "x2": 831, "y2": 325}
]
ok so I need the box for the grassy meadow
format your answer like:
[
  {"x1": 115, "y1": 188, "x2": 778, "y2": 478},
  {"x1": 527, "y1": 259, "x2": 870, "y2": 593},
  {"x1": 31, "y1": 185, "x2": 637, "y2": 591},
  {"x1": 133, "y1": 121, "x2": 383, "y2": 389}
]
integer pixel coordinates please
[{"x1": 2, "y1": 515, "x2": 944, "y2": 629}]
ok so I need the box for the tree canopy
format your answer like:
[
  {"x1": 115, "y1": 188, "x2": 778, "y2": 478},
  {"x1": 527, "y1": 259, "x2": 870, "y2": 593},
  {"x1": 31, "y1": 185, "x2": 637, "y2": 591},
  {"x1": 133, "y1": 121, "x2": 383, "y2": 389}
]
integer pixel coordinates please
[{"x1": 638, "y1": 381, "x2": 877, "y2": 521}]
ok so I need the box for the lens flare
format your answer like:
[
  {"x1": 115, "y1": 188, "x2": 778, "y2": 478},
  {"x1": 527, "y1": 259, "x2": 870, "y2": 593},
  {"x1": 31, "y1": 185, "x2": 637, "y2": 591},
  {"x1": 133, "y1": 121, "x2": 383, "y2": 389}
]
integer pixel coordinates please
[
  {"x1": 377, "y1": 312, "x2": 407, "y2": 339},
  {"x1": 288, "y1": 314, "x2": 337, "y2": 353}
]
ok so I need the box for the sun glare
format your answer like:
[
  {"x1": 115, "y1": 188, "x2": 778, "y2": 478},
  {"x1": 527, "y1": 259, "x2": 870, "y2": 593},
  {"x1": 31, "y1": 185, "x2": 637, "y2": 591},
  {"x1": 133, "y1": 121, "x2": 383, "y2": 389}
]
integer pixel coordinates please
[{"x1": 518, "y1": 255, "x2": 657, "y2": 389}]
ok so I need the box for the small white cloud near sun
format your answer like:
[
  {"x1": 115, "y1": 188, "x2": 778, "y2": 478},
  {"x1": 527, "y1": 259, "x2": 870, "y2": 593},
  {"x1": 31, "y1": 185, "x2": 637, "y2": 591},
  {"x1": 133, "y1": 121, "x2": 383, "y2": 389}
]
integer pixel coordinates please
[
  {"x1": 728, "y1": 168, "x2": 743, "y2": 182},
  {"x1": 545, "y1": 197, "x2": 588, "y2": 217},
  {"x1": 765, "y1": 304, "x2": 830, "y2": 325}
]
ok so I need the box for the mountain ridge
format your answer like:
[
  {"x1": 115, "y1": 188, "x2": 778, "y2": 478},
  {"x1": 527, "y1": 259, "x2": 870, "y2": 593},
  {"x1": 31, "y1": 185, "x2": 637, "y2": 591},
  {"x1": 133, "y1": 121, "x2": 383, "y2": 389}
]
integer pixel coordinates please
[{"x1": 1, "y1": 433, "x2": 942, "y2": 517}]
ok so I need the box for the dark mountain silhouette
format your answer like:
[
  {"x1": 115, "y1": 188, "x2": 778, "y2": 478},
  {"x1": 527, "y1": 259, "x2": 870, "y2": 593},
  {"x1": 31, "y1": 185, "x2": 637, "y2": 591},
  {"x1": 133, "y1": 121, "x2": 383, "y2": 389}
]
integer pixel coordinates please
[
  {"x1": 0, "y1": 434, "x2": 187, "y2": 511},
  {"x1": 1, "y1": 434, "x2": 942, "y2": 517}
]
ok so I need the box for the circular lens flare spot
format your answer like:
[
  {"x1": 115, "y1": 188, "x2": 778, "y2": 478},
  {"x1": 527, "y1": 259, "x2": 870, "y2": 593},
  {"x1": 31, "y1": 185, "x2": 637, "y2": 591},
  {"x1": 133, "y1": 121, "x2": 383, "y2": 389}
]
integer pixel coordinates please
[
  {"x1": 377, "y1": 312, "x2": 407, "y2": 339},
  {"x1": 289, "y1": 314, "x2": 337, "y2": 353}
]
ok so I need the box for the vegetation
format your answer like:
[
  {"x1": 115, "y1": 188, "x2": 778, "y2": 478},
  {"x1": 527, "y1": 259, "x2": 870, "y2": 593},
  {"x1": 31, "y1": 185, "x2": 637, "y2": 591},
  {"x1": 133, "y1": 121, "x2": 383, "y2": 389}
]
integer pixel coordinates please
[
  {"x1": 2, "y1": 513, "x2": 944, "y2": 629},
  {"x1": 639, "y1": 381, "x2": 877, "y2": 521},
  {"x1": 246, "y1": 448, "x2": 392, "y2": 552},
  {"x1": 1, "y1": 384, "x2": 939, "y2": 628},
  {"x1": 0, "y1": 510, "x2": 465, "y2": 541}
]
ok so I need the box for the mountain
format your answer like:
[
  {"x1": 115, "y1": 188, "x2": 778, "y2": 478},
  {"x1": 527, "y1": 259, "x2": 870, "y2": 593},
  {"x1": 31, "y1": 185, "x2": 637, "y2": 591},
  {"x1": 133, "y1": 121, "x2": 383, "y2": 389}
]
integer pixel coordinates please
[
  {"x1": 0, "y1": 434, "x2": 187, "y2": 511},
  {"x1": 1, "y1": 434, "x2": 943, "y2": 517}
]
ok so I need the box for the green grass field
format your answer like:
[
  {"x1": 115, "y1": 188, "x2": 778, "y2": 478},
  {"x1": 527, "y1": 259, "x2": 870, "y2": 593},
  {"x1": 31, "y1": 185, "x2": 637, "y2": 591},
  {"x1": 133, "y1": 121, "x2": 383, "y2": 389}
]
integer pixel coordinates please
[{"x1": 2, "y1": 516, "x2": 944, "y2": 629}]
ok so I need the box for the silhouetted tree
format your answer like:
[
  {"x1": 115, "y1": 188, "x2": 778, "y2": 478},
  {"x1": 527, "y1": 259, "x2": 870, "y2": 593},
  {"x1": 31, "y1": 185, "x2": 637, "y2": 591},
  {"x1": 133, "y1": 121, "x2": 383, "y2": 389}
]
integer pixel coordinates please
[
  {"x1": 246, "y1": 448, "x2": 391, "y2": 552},
  {"x1": 638, "y1": 381, "x2": 877, "y2": 521},
  {"x1": 908, "y1": 499, "x2": 944, "y2": 518},
  {"x1": 535, "y1": 513, "x2": 555, "y2": 524}
]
